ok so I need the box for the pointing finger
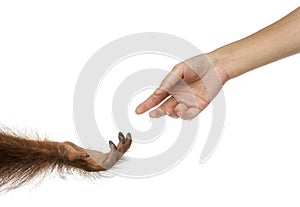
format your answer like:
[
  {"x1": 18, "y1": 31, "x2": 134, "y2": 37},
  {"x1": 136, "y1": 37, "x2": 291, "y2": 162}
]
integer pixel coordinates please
[
  {"x1": 136, "y1": 64, "x2": 184, "y2": 115},
  {"x1": 135, "y1": 90, "x2": 169, "y2": 115}
]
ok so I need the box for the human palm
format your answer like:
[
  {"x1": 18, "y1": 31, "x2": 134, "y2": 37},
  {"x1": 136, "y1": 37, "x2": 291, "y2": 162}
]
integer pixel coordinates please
[{"x1": 136, "y1": 53, "x2": 227, "y2": 120}]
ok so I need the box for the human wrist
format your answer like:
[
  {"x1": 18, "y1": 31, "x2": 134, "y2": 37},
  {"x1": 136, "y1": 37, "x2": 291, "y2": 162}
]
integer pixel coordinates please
[{"x1": 206, "y1": 50, "x2": 231, "y2": 84}]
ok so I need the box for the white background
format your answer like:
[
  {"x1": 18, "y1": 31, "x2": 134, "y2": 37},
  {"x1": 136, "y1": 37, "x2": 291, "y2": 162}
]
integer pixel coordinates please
[{"x1": 0, "y1": 0, "x2": 300, "y2": 206}]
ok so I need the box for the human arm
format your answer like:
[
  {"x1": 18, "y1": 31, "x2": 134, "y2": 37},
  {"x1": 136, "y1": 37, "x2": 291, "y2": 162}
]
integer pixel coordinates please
[
  {"x1": 135, "y1": 7, "x2": 300, "y2": 120},
  {"x1": 211, "y1": 6, "x2": 300, "y2": 79}
]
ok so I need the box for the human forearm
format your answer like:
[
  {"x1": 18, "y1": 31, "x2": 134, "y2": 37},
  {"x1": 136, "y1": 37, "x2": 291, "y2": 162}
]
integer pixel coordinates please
[
  {"x1": 210, "y1": 7, "x2": 300, "y2": 80},
  {"x1": 135, "y1": 7, "x2": 300, "y2": 120}
]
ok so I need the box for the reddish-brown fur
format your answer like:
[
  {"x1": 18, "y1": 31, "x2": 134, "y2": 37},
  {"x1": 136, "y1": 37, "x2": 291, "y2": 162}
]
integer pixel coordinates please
[{"x1": 0, "y1": 130, "x2": 132, "y2": 191}]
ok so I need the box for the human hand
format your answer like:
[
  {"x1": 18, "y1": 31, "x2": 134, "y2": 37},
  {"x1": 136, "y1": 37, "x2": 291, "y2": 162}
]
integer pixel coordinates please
[{"x1": 135, "y1": 53, "x2": 228, "y2": 120}]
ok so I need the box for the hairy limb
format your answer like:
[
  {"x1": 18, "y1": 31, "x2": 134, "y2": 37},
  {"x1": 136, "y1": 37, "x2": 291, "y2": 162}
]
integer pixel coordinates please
[
  {"x1": 0, "y1": 131, "x2": 132, "y2": 190},
  {"x1": 63, "y1": 132, "x2": 132, "y2": 171}
]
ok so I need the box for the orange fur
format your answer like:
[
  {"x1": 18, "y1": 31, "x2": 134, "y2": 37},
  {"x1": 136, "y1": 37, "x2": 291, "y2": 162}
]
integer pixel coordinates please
[{"x1": 0, "y1": 130, "x2": 132, "y2": 191}]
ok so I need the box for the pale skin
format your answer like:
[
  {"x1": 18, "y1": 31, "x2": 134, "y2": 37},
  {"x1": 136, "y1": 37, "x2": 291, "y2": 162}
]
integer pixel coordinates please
[{"x1": 135, "y1": 7, "x2": 300, "y2": 120}]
